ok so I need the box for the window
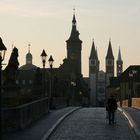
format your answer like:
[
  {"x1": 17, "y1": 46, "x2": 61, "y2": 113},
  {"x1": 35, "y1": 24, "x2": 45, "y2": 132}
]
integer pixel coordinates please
[
  {"x1": 118, "y1": 64, "x2": 121, "y2": 68},
  {"x1": 118, "y1": 70, "x2": 121, "y2": 73},
  {"x1": 22, "y1": 80, "x2": 25, "y2": 85},
  {"x1": 16, "y1": 80, "x2": 19, "y2": 85},
  {"x1": 29, "y1": 80, "x2": 32, "y2": 85},
  {"x1": 98, "y1": 88, "x2": 105, "y2": 93},
  {"x1": 107, "y1": 60, "x2": 112, "y2": 65},
  {"x1": 91, "y1": 60, "x2": 96, "y2": 65}
]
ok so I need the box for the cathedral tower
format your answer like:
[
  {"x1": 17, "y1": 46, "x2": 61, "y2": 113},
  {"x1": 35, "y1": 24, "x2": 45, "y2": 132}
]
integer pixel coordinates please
[
  {"x1": 89, "y1": 40, "x2": 99, "y2": 75},
  {"x1": 106, "y1": 40, "x2": 114, "y2": 86},
  {"x1": 66, "y1": 11, "x2": 82, "y2": 74},
  {"x1": 116, "y1": 48, "x2": 123, "y2": 76},
  {"x1": 89, "y1": 40, "x2": 99, "y2": 106}
]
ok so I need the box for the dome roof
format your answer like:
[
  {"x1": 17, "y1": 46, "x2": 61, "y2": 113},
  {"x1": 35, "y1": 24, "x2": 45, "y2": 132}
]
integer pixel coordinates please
[{"x1": 19, "y1": 64, "x2": 37, "y2": 70}]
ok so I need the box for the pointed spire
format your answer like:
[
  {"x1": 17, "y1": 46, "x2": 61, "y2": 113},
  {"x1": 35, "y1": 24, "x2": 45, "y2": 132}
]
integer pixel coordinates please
[
  {"x1": 28, "y1": 43, "x2": 31, "y2": 53},
  {"x1": 72, "y1": 8, "x2": 76, "y2": 25},
  {"x1": 89, "y1": 39, "x2": 97, "y2": 59},
  {"x1": 96, "y1": 46, "x2": 99, "y2": 60},
  {"x1": 117, "y1": 47, "x2": 122, "y2": 61},
  {"x1": 66, "y1": 9, "x2": 81, "y2": 42},
  {"x1": 106, "y1": 39, "x2": 114, "y2": 59}
]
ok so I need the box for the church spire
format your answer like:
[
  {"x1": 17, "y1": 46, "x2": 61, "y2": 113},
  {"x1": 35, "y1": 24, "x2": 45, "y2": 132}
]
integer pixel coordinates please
[
  {"x1": 66, "y1": 9, "x2": 82, "y2": 74},
  {"x1": 96, "y1": 46, "x2": 99, "y2": 60},
  {"x1": 89, "y1": 39, "x2": 97, "y2": 59},
  {"x1": 106, "y1": 39, "x2": 114, "y2": 59},
  {"x1": 117, "y1": 47, "x2": 122, "y2": 61},
  {"x1": 106, "y1": 39, "x2": 114, "y2": 85},
  {"x1": 116, "y1": 47, "x2": 123, "y2": 76},
  {"x1": 72, "y1": 8, "x2": 76, "y2": 25},
  {"x1": 66, "y1": 9, "x2": 81, "y2": 42}
]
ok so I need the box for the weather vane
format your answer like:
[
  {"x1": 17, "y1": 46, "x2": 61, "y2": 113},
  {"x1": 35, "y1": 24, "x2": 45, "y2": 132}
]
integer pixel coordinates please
[
  {"x1": 73, "y1": 7, "x2": 75, "y2": 14},
  {"x1": 28, "y1": 43, "x2": 31, "y2": 52}
]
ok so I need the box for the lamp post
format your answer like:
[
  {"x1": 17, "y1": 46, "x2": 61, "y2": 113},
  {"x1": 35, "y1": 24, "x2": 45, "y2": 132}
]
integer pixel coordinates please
[
  {"x1": 41, "y1": 49, "x2": 47, "y2": 97},
  {"x1": 0, "y1": 37, "x2": 7, "y2": 135},
  {"x1": 48, "y1": 55, "x2": 54, "y2": 109},
  {"x1": 41, "y1": 49, "x2": 47, "y2": 69},
  {"x1": 71, "y1": 81, "x2": 76, "y2": 105},
  {"x1": 128, "y1": 70, "x2": 137, "y2": 107}
]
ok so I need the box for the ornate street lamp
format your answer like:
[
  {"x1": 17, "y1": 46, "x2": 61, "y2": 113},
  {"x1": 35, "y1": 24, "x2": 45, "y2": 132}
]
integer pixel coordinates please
[
  {"x1": 71, "y1": 81, "x2": 76, "y2": 105},
  {"x1": 40, "y1": 49, "x2": 47, "y2": 97},
  {"x1": 0, "y1": 37, "x2": 7, "y2": 135},
  {"x1": 40, "y1": 49, "x2": 47, "y2": 68},
  {"x1": 48, "y1": 55, "x2": 54, "y2": 69},
  {"x1": 48, "y1": 55, "x2": 54, "y2": 109}
]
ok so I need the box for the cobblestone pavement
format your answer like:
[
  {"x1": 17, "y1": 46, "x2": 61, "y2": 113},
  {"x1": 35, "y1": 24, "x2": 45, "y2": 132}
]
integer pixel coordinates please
[
  {"x1": 49, "y1": 108, "x2": 134, "y2": 140},
  {"x1": 123, "y1": 107, "x2": 140, "y2": 130},
  {"x1": 2, "y1": 107, "x2": 76, "y2": 140}
]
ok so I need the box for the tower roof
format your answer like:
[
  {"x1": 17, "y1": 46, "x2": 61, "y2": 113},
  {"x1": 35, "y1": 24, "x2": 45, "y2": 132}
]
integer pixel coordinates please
[
  {"x1": 117, "y1": 47, "x2": 122, "y2": 61},
  {"x1": 72, "y1": 12, "x2": 76, "y2": 24},
  {"x1": 66, "y1": 11, "x2": 82, "y2": 42},
  {"x1": 106, "y1": 40, "x2": 114, "y2": 59},
  {"x1": 89, "y1": 40, "x2": 98, "y2": 59},
  {"x1": 26, "y1": 43, "x2": 32, "y2": 58},
  {"x1": 96, "y1": 47, "x2": 99, "y2": 60}
]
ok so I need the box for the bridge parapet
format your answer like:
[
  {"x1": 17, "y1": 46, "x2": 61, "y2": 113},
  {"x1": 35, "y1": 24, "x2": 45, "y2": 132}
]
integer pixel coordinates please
[{"x1": 2, "y1": 97, "x2": 49, "y2": 133}]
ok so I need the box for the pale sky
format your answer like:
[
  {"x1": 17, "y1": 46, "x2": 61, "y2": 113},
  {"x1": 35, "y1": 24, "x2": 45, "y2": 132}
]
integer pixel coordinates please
[{"x1": 0, "y1": 0, "x2": 140, "y2": 77}]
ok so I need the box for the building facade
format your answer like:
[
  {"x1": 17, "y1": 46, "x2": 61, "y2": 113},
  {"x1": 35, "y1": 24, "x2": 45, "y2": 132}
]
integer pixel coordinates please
[{"x1": 89, "y1": 40, "x2": 123, "y2": 107}]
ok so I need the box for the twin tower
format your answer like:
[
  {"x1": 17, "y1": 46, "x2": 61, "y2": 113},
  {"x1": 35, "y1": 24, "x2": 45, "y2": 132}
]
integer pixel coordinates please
[
  {"x1": 89, "y1": 39, "x2": 123, "y2": 106},
  {"x1": 89, "y1": 39, "x2": 123, "y2": 82}
]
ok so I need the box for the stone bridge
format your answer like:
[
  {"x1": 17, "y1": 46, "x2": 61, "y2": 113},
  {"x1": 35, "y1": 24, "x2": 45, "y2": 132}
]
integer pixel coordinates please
[{"x1": 2, "y1": 107, "x2": 140, "y2": 140}]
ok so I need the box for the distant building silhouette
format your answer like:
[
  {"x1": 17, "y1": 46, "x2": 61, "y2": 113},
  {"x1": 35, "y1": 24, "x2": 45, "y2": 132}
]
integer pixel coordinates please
[
  {"x1": 58, "y1": 11, "x2": 89, "y2": 106},
  {"x1": 116, "y1": 48, "x2": 123, "y2": 76},
  {"x1": 17, "y1": 44, "x2": 37, "y2": 87},
  {"x1": 89, "y1": 40, "x2": 123, "y2": 107},
  {"x1": 19, "y1": 44, "x2": 37, "y2": 70},
  {"x1": 5, "y1": 11, "x2": 125, "y2": 107},
  {"x1": 106, "y1": 40, "x2": 115, "y2": 86},
  {"x1": 59, "y1": 11, "x2": 82, "y2": 75}
]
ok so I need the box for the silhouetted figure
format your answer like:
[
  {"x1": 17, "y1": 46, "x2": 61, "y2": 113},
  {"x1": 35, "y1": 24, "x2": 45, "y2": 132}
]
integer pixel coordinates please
[
  {"x1": 106, "y1": 95, "x2": 117, "y2": 124},
  {"x1": 3, "y1": 47, "x2": 19, "y2": 87}
]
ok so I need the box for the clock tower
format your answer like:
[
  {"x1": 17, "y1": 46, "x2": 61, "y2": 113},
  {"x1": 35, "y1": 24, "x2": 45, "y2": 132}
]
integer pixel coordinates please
[{"x1": 66, "y1": 11, "x2": 82, "y2": 74}]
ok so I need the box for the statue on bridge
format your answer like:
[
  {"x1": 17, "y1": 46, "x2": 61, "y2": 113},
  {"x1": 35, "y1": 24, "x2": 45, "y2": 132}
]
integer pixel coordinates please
[{"x1": 3, "y1": 47, "x2": 19, "y2": 88}]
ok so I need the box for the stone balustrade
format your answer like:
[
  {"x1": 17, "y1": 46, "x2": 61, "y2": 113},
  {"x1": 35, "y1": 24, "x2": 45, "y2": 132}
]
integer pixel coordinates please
[{"x1": 2, "y1": 97, "x2": 49, "y2": 133}]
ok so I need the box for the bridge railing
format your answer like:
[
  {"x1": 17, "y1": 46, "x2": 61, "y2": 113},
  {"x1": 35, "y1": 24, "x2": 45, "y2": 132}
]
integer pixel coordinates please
[{"x1": 2, "y1": 97, "x2": 49, "y2": 132}]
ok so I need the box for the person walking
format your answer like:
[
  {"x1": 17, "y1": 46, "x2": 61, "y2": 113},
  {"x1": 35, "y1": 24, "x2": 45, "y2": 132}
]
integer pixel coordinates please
[{"x1": 106, "y1": 95, "x2": 117, "y2": 125}]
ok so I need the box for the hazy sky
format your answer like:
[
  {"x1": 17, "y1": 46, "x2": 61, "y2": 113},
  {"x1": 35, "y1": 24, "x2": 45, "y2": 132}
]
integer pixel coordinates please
[{"x1": 0, "y1": 0, "x2": 140, "y2": 76}]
